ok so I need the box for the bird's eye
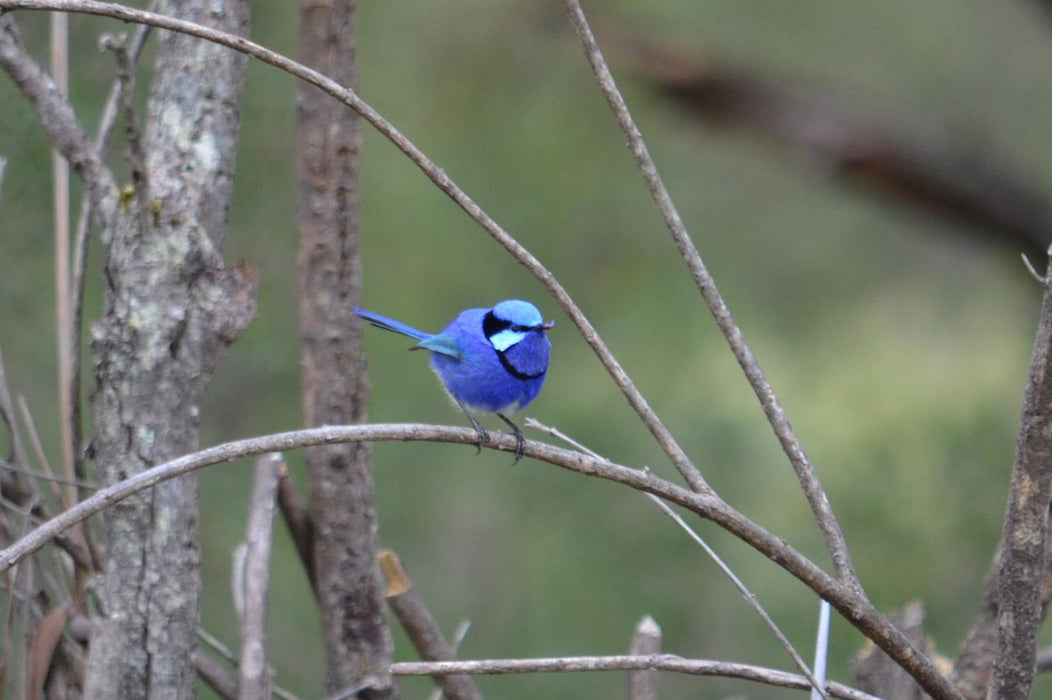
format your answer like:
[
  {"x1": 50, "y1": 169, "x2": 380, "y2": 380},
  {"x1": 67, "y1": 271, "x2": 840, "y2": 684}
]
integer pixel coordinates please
[{"x1": 511, "y1": 325, "x2": 524, "y2": 332}]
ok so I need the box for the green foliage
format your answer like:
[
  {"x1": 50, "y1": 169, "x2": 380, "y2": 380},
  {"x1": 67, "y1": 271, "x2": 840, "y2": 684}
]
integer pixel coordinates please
[{"x1": 4, "y1": 1, "x2": 1052, "y2": 697}]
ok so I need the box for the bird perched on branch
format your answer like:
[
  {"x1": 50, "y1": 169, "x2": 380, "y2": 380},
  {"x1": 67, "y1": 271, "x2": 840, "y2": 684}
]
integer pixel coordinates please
[{"x1": 354, "y1": 300, "x2": 554, "y2": 463}]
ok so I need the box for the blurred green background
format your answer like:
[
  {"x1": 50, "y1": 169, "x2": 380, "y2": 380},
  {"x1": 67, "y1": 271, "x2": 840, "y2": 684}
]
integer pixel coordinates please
[{"x1": 3, "y1": 0, "x2": 1052, "y2": 697}]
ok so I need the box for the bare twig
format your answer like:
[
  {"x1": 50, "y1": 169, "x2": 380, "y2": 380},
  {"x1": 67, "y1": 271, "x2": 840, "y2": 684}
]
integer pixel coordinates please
[
  {"x1": 17, "y1": 394, "x2": 69, "y2": 507},
  {"x1": 989, "y1": 248, "x2": 1052, "y2": 699},
  {"x1": 390, "y1": 656, "x2": 878, "y2": 700},
  {"x1": 812, "y1": 601, "x2": 832, "y2": 700},
  {"x1": 238, "y1": 453, "x2": 281, "y2": 700},
  {"x1": 50, "y1": 8, "x2": 74, "y2": 508},
  {"x1": 646, "y1": 492, "x2": 827, "y2": 698},
  {"x1": 379, "y1": 549, "x2": 482, "y2": 700},
  {"x1": 0, "y1": 423, "x2": 957, "y2": 699},
  {"x1": 275, "y1": 461, "x2": 315, "y2": 592},
  {"x1": 558, "y1": 0, "x2": 857, "y2": 590},
  {"x1": 627, "y1": 616, "x2": 661, "y2": 700},
  {"x1": 0, "y1": 346, "x2": 30, "y2": 472}
]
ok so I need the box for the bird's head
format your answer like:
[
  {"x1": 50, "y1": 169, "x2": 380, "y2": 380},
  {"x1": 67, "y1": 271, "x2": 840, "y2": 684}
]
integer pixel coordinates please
[{"x1": 484, "y1": 300, "x2": 554, "y2": 352}]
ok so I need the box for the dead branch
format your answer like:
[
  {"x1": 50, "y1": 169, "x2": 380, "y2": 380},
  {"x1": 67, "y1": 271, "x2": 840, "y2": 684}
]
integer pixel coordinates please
[
  {"x1": 275, "y1": 462, "x2": 315, "y2": 592},
  {"x1": 238, "y1": 454, "x2": 281, "y2": 700},
  {"x1": 379, "y1": 549, "x2": 482, "y2": 700}
]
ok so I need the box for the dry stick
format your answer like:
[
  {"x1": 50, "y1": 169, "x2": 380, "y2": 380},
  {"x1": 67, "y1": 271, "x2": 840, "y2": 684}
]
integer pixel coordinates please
[
  {"x1": 647, "y1": 492, "x2": 828, "y2": 699},
  {"x1": 557, "y1": 0, "x2": 857, "y2": 590},
  {"x1": 16, "y1": 395, "x2": 73, "y2": 507},
  {"x1": 50, "y1": 8, "x2": 74, "y2": 507},
  {"x1": 627, "y1": 616, "x2": 661, "y2": 700},
  {"x1": 390, "y1": 657, "x2": 878, "y2": 700},
  {"x1": 275, "y1": 461, "x2": 316, "y2": 593},
  {"x1": 238, "y1": 453, "x2": 281, "y2": 700},
  {"x1": 0, "y1": 424, "x2": 957, "y2": 700},
  {"x1": 0, "y1": 0, "x2": 707, "y2": 499},
  {"x1": 0, "y1": 347, "x2": 31, "y2": 473},
  {"x1": 378, "y1": 549, "x2": 483, "y2": 700},
  {"x1": 989, "y1": 248, "x2": 1052, "y2": 700},
  {"x1": 68, "y1": 10, "x2": 153, "y2": 489},
  {"x1": 426, "y1": 620, "x2": 473, "y2": 700}
]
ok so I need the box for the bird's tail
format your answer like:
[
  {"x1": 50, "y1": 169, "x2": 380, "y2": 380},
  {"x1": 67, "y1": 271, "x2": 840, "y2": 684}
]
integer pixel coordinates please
[{"x1": 353, "y1": 308, "x2": 431, "y2": 341}]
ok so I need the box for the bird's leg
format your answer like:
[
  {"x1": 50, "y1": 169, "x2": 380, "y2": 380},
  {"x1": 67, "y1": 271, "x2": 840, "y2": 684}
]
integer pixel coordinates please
[
  {"x1": 455, "y1": 399, "x2": 487, "y2": 454},
  {"x1": 497, "y1": 413, "x2": 526, "y2": 464}
]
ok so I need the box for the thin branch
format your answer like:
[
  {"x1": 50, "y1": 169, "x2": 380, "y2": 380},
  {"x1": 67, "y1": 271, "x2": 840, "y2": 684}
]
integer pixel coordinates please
[
  {"x1": 238, "y1": 453, "x2": 281, "y2": 700},
  {"x1": 627, "y1": 616, "x2": 661, "y2": 700},
  {"x1": 1, "y1": 0, "x2": 708, "y2": 499},
  {"x1": 558, "y1": 0, "x2": 857, "y2": 590},
  {"x1": 0, "y1": 346, "x2": 30, "y2": 472},
  {"x1": 379, "y1": 549, "x2": 482, "y2": 700},
  {"x1": 50, "y1": 8, "x2": 74, "y2": 510},
  {"x1": 0, "y1": 423, "x2": 958, "y2": 699},
  {"x1": 17, "y1": 394, "x2": 69, "y2": 507},
  {"x1": 647, "y1": 492, "x2": 827, "y2": 699},
  {"x1": 989, "y1": 248, "x2": 1052, "y2": 699},
  {"x1": 389, "y1": 656, "x2": 878, "y2": 700}
]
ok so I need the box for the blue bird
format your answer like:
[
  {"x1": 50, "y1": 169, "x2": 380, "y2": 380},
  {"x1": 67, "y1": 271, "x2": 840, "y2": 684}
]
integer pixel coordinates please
[{"x1": 354, "y1": 300, "x2": 554, "y2": 463}]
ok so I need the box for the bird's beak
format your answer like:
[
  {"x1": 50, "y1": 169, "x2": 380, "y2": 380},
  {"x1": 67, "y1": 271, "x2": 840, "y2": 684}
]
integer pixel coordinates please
[{"x1": 541, "y1": 320, "x2": 555, "y2": 331}]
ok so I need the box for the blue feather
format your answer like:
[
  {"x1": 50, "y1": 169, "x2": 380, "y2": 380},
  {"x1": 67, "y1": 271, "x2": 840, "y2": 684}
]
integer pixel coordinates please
[{"x1": 354, "y1": 300, "x2": 553, "y2": 463}]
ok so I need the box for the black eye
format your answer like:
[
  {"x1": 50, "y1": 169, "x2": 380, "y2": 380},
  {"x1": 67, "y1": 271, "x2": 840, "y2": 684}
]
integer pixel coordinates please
[{"x1": 511, "y1": 325, "x2": 525, "y2": 332}]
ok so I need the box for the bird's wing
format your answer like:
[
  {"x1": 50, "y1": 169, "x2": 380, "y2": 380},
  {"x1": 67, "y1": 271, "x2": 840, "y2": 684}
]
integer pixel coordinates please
[{"x1": 414, "y1": 333, "x2": 462, "y2": 360}]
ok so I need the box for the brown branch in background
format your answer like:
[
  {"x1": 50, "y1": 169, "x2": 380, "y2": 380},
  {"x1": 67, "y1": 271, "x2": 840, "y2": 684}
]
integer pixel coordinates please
[
  {"x1": 627, "y1": 615, "x2": 661, "y2": 700},
  {"x1": 614, "y1": 35, "x2": 1052, "y2": 262},
  {"x1": 238, "y1": 453, "x2": 281, "y2": 700},
  {"x1": 560, "y1": 0, "x2": 860, "y2": 592},
  {"x1": 389, "y1": 656, "x2": 878, "y2": 700},
  {"x1": 275, "y1": 461, "x2": 315, "y2": 592},
  {"x1": 297, "y1": 0, "x2": 396, "y2": 695},
  {"x1": 379, "y1": 549, "x2": 482, "y2": 700},
  {"x1": 988, "y1": 249, "x2": 1052, "y2": 699}
]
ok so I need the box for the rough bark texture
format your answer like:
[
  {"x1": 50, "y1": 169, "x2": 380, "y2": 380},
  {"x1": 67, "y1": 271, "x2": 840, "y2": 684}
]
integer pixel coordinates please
[
  {"x1": 988, "y1": 250, "x2": 1052, "y2": 700},
  {"x1": 297, "y1": 0, "x2": 396, "y2": 695},
  {"x1": 853, "y1": 602, "x2": 938, "y2": 700},
  {"x1": 84, "y1": 1, "x2": 254, "y2": 697}
]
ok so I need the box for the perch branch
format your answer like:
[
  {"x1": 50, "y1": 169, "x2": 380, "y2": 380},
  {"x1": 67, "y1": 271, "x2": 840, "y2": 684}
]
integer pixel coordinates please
[
  {"x1": 558, "y1": 0, "x2": 856, "y2": 588},
  {"x1": 0, "y1": 423, "x2": 959, "y2": 699}
]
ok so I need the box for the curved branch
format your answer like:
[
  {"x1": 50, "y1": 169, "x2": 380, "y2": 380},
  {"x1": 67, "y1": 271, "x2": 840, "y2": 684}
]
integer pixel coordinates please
[
  {"x1": 0, "y1": 423, "x2": 957, "y2": 699},
  {"x1": 0, "y1": 0, "x2": 707, "y2": 497}
]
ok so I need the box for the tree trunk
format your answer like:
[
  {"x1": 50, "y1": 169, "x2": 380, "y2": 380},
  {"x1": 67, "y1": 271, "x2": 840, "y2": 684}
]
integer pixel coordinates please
[
  {"x1": 84, "y1": 1, "x2": 255, "y2": 697},
  {"x1": 297, "y1": 0, "x2": 397, "y2": 696}
]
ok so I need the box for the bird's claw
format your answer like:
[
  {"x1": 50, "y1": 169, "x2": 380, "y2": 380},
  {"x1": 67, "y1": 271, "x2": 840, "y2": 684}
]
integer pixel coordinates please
[{"x1": 473, "y1": 425, "x2": 488, "y2": 455}]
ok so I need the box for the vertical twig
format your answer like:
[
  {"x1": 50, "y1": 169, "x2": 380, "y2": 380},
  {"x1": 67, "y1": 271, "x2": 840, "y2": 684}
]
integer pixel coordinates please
[
  {"x1": 378, "y1": 549, "x2": 483, "y2": 700},
  {"x1": 627, "y1": 615, "x2": 661, "y2": 700},
  {"x1": 989, "y1": 246, "x2": 1052, "y2": 699},
  {"x1": 811, "y1": 601, "x2": 831, "y2": 700},
  {"x1": 50, "y1": 8, "x2": 75, "y2": 507},
  {"x1": 238, "y1": 453, "x2": 281, "y2": 700},
  {"x1": 558, "y1": 0, "x2": 859, "y2": 589}
]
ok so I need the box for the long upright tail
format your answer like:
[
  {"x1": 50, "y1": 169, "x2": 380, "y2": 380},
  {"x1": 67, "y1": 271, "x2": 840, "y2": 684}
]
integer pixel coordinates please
[{"x1": 353, "y1": 307, "x2": 431, "y2": 341}]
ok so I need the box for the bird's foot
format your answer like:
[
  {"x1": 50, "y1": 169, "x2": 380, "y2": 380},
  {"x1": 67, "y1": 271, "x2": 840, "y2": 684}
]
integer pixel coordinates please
[
  {"x1": 468, "y1": 416, "x2": 488, "y2": 454},
  {"x1": 498, "y1": 413, "x2": 526, "y2": 464}
]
